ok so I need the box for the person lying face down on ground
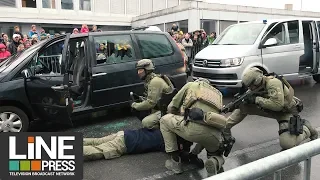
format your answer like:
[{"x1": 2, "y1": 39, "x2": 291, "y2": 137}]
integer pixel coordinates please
[{"x1": 83, "y1": 128, "x2": 205, "y2": 168}]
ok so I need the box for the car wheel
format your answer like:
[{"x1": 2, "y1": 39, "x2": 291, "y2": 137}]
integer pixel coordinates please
[
  {"x1": 313, "y1": 74, "x2": 320, "y2": 83},
  {"x1": 0, "y1": 106, "x2": 29, "y2": 133}
]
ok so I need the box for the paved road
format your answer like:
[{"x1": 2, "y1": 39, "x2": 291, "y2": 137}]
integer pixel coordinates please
[{"x1": 31, "y1": 77, "x2": 320, "y2": 180}]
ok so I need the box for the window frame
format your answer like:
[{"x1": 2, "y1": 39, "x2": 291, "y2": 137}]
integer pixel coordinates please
[
  {"x1": 262, "y1": 21, "x2": 292, "y2": 47},
  {"x1": 61, "y1": 0, "x2": 74, "y2": 10},
  {"x1": 29, "y1": 39, "x2": 65, "y2": 76},
  {"x1": 92, "y1": 34, "x2": 137, "y2": 67},
  {"x1": 79, "y1": 0, "x2": 91, "y2": 11},
  {"x1": 135, "y1": 33, "x2": 175, "y2": 59},
  {"x1": 287, "y1": 20, "x2": 300, "y2": 44},
  {"x1": 22, "y1": 0, "x2": 37, "y2": 8}
]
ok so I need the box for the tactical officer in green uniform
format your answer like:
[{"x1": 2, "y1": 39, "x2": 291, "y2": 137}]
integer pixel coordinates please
[
  {"x1": 132, "y1": 59, "x2": 174, "y2": 129},
  {"x1": 224, "y1": 67, "x2": 318, "y2": 150},
  {"x1": 160, "y1": 78, "x2": 228, "y2": 176}
]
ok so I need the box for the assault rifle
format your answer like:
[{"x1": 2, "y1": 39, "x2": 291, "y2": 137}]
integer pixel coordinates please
[{"x1": 221, "y1": 90, "x2": 267, "y2": 113}]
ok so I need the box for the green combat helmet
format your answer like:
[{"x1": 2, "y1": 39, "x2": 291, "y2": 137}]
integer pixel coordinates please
[
  {"x1": 136, "y1": 59, "x2": 155, "y2": 71},
  {"x1": 242, "y1": 67, "x2": 264, "y2": 87}
]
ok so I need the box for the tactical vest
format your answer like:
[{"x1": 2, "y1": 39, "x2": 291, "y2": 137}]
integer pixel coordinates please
[
  {"x1": 264, "y1": 73, "x2": 295, "y2": 111},
  {"x1": 184, "y1": 81, "x2": 227, "y2": 130}
]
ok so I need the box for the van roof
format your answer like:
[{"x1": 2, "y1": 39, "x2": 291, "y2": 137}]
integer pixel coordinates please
[{"x1": 240, "y1": 18, "x2": 320, "y2": 25}]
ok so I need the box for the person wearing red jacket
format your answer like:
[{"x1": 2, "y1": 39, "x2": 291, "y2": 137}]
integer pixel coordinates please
[{"x1": 0, "y1": 43, "x2": 11, "y2": 62}]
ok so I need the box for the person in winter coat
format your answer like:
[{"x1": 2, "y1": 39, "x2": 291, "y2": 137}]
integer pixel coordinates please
[
  {"x1": 8, "y1": 34, "x2": 21, "y2": 55},
  {"x1": 181, "y1": 33, "x2": 194, "y2": 76},
  {"x1": 201, "y1": 31, "x2": 209, "y2": 49},
  {"x1": 181, "y1": 33, "x2": 193, "y2": 60},
  {"x1": 28, "y1": 25, "x2": 39, "y2": 40},
  {"x1": 0, "y1": 43, "x2": 11, "y2": 62},
  {"x1": 73, "y1": 28, "x2": 79, "y2": 34},
  {"x1": 207, "y1": 32, "x2": 216, "y2": 44},
  {"x1": 1, "y1": 34, "x2": 10, "y2": 48},
  {"x1": 81, "y1": 24, "x2": 89, "y2": 33},
  {"x1": 13, "y1": 26, "x2": 24, "y2": 38}
]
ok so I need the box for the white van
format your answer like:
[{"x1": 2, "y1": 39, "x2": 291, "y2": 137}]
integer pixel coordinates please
[{"x1": 192, "y1": 19, "x2": 320, "y2": 87}]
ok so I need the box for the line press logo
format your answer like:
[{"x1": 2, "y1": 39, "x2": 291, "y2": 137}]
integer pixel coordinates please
[{"x1": 0, "y1": 132, "x2": 83, "y2": 180}]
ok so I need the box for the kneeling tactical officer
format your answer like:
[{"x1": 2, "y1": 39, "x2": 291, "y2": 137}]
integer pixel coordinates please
[
  {"x1": 131, "y1": 59, "x2": 175, "y2": 129},
  {"x1": 224, "y1": 67, "x2": 318, "y2": 150},
  {"x1": 160, "y1": 78, "x2": 232, "y2": 176}
]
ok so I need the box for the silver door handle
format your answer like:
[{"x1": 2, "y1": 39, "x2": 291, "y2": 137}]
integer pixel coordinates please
[
  {"x1": 51, "y1": 85, "x2": 67, "y2": 90},
  {"x1": 93, "y1": 72, "x2": 107, "y2": 77}
]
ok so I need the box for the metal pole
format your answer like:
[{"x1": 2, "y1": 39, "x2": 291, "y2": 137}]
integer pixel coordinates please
[
  {"x1": 304, "y1": 158, "x2": 311, "y2": 180},
  {"x1": 273, "y1": 170, "x2": 281, "y2": 180}
]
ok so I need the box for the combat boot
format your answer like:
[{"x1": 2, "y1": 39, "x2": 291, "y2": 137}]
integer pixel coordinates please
[
  {"x1": 204, "y1": 158, "x2": 219, "y2": 177},
  {"x1": 304, "y1": 120, "x2": 318, "y2": 140},
  {"x1": 165, "y1": 157, "x2": 182, "y2": 174}
]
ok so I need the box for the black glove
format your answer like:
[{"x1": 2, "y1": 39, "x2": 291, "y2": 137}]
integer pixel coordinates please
[
  {"x1": 245, "y1": 95, "x2": 257, "y2": 104},
  {"x1": 188, "y1": 108, "x2": 204, "y2": 121}
]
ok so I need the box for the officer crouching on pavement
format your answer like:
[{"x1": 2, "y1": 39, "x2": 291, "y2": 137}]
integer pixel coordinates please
[
  {"x1": 131, "y1": 59, "x2": 174, "y2": 129},
  {"x1": 224, "y1": 67, "x2": 318, "y2": 150},
  {"x1": 160, "y1": 78, "x2": 228, "y2": 176}
]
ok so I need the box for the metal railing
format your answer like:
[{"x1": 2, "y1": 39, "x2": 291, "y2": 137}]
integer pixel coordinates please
[
  {"x1": 38, "y1": 54, "x2": 62, "y2": 74},
  {"x1": 205, "y1": 138, "x2": 320, "y2": 180}
]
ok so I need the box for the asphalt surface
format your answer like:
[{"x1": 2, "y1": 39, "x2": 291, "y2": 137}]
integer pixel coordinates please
[{"x1": 30, "y1": 77, "x2": 320, "y2": 180}]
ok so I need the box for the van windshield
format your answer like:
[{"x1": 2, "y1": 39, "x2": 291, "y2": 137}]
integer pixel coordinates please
[{"x1": 215, "y1": 23, "x2": 266, "y2": 45}]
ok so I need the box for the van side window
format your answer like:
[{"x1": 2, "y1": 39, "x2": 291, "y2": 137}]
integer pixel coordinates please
[
  {"x1": 267, "y1": 23, "x2": 287, "y2": 46},
  {"x1": 317, "y1": 21, "x2": 320, "y2": 39},
  {"x1": 287, "y1": 21, "x2": 299, "y2": 44},
  {"x1": 29, "y1": 40, "x2": 64, "y2": 75},
  {"x1": 93, "y1": 35, "x2": 135, "y2": 65},
  {"x1": 135, "y1": 34, "x2": 174, "y2": 59}
]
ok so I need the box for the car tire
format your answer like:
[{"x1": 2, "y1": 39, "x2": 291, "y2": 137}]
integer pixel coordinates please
[
  {"x1": 313, "y1": 74, "x2": 320, "y2": 83},
  {"x1": 0, "y1": 106, "x2": 29, "y2": 133}
]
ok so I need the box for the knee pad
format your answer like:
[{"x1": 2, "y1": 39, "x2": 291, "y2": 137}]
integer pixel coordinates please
[{"x1": 279, "y1": 135, "x2": 297, "y2": 150}]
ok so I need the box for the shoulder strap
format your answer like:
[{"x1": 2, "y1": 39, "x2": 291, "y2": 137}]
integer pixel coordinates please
[{"x1": 160, "y1": 74, "x2": 175, "y2": 89}]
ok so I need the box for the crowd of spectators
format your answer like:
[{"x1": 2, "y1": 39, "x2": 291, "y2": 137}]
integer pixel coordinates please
[
  {"x1": 167, "y1": 23, "x2": 217, "y2": 75},
  {"x1": 168, "y1": 23, "x2": 217, "y2": 55},
  {"x1": 0, "y1": 24, "x2": 102, "y2": 63}
]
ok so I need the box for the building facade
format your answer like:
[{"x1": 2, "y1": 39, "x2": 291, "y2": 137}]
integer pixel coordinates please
[
  {"x1": 0, "y1": 0, "x2": 186, "y2": 37},
  {"x1": 132, "y1": 1, "x2": 320, "y2": 35},
  {"x1": 2, "y1": 0, "x2": 320, "y2": 38}
]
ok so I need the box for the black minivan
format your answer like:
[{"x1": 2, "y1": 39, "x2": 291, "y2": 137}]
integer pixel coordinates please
[{"x1": 0, "y1": 31, "x2": 187, "y2": 132}]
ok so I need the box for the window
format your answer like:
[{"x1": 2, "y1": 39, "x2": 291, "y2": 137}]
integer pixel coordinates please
[
  {"x1": 80, "y1": 0, "x2": 91, "y2": 11},
  {"x1": 288, "y1": 21, "x2": 299, "y2": 44},
  {"x1": 135, "y1": 34, "x2": 173, "y2": 59},
  {"x1": 317, "y1": 21, "x2": 320, "y2": 41},
  {"x1": 22, "y1": 0, "x2": 36, "y2": 8},
  {"x1": 93, "y1": 35, "x2": 135, "y2": 65},
  {"x1": 29, "y1": 40, "x2": 64, "y2": 75},
  {"x1": 0, "y1": 0, "x2": 16, "y2": 7},
  {"x1": 43, "y1": 0, "x2": 55, "y2": 8},
  {"x1": 265, "y1": 23, "x2": 287, "y2": 46},
  {"x1": 61, "y1": 0, "x2": 73, "y2": 10}
]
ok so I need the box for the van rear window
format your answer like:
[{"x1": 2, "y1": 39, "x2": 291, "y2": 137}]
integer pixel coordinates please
[{"x1": 135, "y1": 34, "x2": 174, "y2": 59}]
